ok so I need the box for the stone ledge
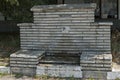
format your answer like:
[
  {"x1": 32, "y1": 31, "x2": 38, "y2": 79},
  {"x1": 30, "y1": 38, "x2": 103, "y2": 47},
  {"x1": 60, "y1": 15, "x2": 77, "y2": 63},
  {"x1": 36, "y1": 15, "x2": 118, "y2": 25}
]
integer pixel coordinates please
[
  {"x1": 31, "y1": 3, "x2": 96, "y2": 12},
  {"x1": 17, "y1": 23, "x2": 33, "y2": 27},
  {"x1": 10, "y1": 50, "x2": 45, "y2": 58},
  {"x1": 91, "y1": 22, "x2": 113, "y2": 26},
  {"x1": 107, "y1": 72, "x2": 120, "y2": 80},
  {"x1": 17, "y1": 22, "x2": 112, "y2": 27},
  {"x1": 0, "y1": 66, "x2": 10, "y2": 74}
]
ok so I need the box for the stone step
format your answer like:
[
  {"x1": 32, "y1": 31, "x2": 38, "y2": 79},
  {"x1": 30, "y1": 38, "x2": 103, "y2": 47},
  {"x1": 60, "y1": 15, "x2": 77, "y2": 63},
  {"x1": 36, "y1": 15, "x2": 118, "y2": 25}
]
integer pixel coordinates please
[
  {"x1": 10, "y1": 50, "x2": 45, "y2": 76},
  {"x1": 10, "y1": 50, "x2": 45, "y2": 58},
  {"x1": 82, "y1": 71, "x2": 107, "y2": 79},
  {"x1": 11, "y1": 67, "x2": 36, "y2": 76},
  {"x1": 37, "y1": 65, "x2": 82, "y2": 78}
]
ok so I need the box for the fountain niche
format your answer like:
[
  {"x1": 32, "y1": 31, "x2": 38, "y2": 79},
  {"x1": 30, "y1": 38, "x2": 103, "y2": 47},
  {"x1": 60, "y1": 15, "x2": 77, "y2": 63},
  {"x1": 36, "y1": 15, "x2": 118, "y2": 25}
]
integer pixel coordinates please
[{"x1": 10, "y1": 3, "x2": 112, "y2": 78}]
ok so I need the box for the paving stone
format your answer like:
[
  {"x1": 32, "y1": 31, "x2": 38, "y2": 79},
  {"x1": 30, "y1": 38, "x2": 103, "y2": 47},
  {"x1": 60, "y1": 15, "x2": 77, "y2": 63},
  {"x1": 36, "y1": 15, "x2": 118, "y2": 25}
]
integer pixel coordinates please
[{"x1": 83, "y1": 71, "x2": 107, "y2": 79}]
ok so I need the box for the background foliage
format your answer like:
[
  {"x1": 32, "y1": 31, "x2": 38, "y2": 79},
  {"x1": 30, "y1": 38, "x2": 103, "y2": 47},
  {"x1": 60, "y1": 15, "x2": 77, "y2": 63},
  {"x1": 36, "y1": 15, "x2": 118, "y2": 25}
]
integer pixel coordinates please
[{"x1": 0, "y1": 0, "x2": 57, "y2": 22}]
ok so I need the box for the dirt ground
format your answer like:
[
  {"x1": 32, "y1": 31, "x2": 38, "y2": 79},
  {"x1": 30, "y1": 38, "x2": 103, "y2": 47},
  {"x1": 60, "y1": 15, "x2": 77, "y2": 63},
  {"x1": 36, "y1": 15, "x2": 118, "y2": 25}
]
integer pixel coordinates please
[{"x1": 0, "y1": 75, "x2": 67, "y2": 80}]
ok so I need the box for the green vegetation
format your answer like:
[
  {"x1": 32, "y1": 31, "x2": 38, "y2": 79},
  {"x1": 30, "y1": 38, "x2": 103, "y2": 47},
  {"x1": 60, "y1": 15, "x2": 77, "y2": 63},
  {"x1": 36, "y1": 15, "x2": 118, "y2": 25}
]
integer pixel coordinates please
[
  {"x1": 115, "y1": 78, "x2": 120, "y2": 80},
  {"x1": 0, "y1": 0, "x2": 57, "y2": 22},
  {"x1": 0, "y1": 33, "x2": 19, "y2": 66},
  {"x1": 112, "y1": 29, "x2": 120, "y2": 63},
  {"x1": 0, "y1": 33, "x2": 19, "y2": 58},
  {"x1": 88, "y1": 77, "x2": 95, "y2": 80},
  {"x1": 0, "y1": 73, "x2": 9, "y2": 77}
]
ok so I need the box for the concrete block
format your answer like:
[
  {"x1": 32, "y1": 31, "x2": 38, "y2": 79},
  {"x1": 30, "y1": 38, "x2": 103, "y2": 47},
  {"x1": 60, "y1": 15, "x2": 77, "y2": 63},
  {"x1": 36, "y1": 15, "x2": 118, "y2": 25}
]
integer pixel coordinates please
[
  {"x1": 83, "y1": 71, "x2": 107, "y2": 79},
  {"x1": 11, "y1": 67, "x2": 36, "y2": 76},
  {"x1": 36, "y1": 65, "x2": 82, "y2": 78},
  {"x1": 107, "y1": 72, "x2": 120, "y2": 80},
  {"x1": 0, "y1": 66, "x2": 10, "y2": 74}
]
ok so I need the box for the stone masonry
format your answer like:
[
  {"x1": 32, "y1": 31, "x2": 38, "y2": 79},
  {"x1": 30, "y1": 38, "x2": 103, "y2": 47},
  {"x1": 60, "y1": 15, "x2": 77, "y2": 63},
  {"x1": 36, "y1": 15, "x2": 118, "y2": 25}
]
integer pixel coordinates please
[
  {"x1": 10, "y1": 50, "x2": 45, "y2": 75},
  {"x1": 10, "y1": 3, "x2": 112, "y2": 78}
]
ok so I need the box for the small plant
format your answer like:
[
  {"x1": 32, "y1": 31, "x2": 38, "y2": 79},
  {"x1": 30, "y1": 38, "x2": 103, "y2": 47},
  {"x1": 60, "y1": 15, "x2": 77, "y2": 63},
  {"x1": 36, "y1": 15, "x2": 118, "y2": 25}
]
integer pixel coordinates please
[
  {"x1": 115, "y1": 78, "x2": 120, "y2": 80},
  {"x1": 69, "y1": 75, "x2": 75, "y2": 80},
  {"x1": 88, "y1": 77, "x2": 95, "y2": 80},
  {"x1": 35, "y1": 75, "x2": 48, "y2": 80},
  {"x1": 15, "y1": 73, "x2": 23, "y2": 78},
  {"x1": 0, "y1": 73, "x2": 9, "y2": 77}
]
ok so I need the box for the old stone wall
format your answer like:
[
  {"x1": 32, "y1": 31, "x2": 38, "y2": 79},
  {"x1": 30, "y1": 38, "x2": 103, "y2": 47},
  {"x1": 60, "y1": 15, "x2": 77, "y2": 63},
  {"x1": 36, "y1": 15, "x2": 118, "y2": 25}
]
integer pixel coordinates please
[
  {"x1": 10, "y1": 4, "x2": 113, "y2": 76},
  {"x1": 19, "y1": 23, "x2": 112, "y2": 54},
  {"x1": 18, "y1": 4, "x2": 112, "y2": 56}
]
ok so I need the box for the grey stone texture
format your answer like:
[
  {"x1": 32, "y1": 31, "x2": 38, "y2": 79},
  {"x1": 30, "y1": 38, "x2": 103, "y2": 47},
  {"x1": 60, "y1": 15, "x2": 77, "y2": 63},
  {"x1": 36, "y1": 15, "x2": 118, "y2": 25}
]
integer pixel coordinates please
[
  {"x1": 80, "y1": 51, "x2": 112, "y2": 71},
  {"x1": 0, "y1": 66, "x2": 10, "y2": 74},
  {"x1": 107, "y1": 72, "x2": 120, "y2": 80},
  {"x1": 10, "y1": 3, "x2": 112, "y2": 78},
  {"x1": 82, "y1": 71, "x2": 107, "y2": 80},
  {"x1": 10, "y1": 50, "x2": 45, "y2": 76},
  {"x1": 37, "y1": 65, "x2": 82, "y2": 78}
]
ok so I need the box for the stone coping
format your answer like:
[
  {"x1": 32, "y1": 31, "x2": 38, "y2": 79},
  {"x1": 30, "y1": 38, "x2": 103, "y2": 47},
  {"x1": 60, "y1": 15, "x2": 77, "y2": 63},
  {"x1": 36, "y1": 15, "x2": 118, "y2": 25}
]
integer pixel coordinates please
[
  {"x1": 10, "y1": 50, "x2": 45, "y2": 58},
  {"x1": 17, "y1": 22, "x2": 112, "y2": 27},
  {"x1": 31, "y1": 3, "x2": 96, "y2": 12},
  {"x1": 91, "y1": 22, "x2": 113, "y2": 26}
]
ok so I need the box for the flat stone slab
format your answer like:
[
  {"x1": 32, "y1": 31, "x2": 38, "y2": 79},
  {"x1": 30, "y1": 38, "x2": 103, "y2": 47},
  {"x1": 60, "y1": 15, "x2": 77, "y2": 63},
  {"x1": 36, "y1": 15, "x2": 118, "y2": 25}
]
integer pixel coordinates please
[
  {"x1": 10, "y1": 50, "x2": 45, "y2": 58},
  {"x1": 83, "y1": 71, "x2": 107, "y2": 79},
  {"x1": 107, "y1": 72, "x2": 120, "y2": 80},
  {"x1": 0, "y1": 66, "x2": 10, "y2": 74},
  {"x1": 31, "y1": 3, "x2": 96, "y2": 12},
  {"x1": 37, "y1": 64, "x2": 82, "y2": 78}
]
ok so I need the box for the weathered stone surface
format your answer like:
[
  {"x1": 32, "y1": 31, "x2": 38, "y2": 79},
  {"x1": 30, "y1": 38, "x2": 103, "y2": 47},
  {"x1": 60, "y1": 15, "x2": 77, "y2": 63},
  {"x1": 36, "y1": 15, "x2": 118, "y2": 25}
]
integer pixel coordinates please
[
  {"x1": 11, "y1": 67, "x2": 36, "y2": 76},
  {"x1": 83, "y1": 71, "x2": 107, "y2": 79},
  {"x1": 31, "y1": 3, "x2": 96, "y2": 12},
  {"x1": 10, "y1": 3, "x2": 112, "y2": 78},
  {"x1": 107, "y1": 72, "x2": 120, "y2": 80},
  {"x1": 0, "y1": 66, "x2": 10, "y2": 74},
  {"x1": 80, "y1": 51, "x2": 112, "y2": 71},
  {"x1": 10, "y1": 50, "x2": 45, "y2": 76},
  {"x1": 37, "y1": 65, "x2": 82, "y2": 78},
  {"x1": 10, "y1": 50, "x2": 45, "y2": 58}
]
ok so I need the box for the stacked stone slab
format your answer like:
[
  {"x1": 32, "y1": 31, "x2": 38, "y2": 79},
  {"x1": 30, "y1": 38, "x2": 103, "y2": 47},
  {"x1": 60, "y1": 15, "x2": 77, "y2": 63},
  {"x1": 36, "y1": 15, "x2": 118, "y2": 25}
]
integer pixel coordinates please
[
  {"x1": 80, "y1": 22, "x2": 112, "y2": 72},
  {"x1": 20, "y1": 4, "x2": 96, "y2": 54},
  {"x1": 10, "y1": 50, "x2": 45, "y2": 75},
  {"x1": 80, "y1": 51, "x2": 112, "y2": 71},
  {"x1": 10, "y1": 3, "x2": 113, "y2": 77}
]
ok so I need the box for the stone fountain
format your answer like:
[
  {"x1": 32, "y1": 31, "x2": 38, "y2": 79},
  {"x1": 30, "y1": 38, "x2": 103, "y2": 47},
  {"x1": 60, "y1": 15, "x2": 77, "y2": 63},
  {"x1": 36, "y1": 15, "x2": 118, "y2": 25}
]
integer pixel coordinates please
[{"x1": 10, "y1": 3, "x2": 112, "y2": 79}]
